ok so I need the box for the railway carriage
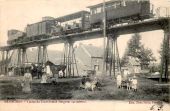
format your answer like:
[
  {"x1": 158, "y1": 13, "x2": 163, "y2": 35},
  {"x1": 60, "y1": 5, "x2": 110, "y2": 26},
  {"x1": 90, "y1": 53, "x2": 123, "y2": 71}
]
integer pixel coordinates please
[
  {"x1": 54, "y1": 11, "x2": 90, "y2": 35},
  {"x1": 7, "y1": 29, "x2": 26, "y2": 45},
  {"x1": 88, "y1": 0, "x2": 154, "y2": 28},
  {"x1": 7, "y1": 0, "x2": 154, "y2": 46},
  {"x1": 25, "y1": 20, "x2": 56, "y2": 41}
]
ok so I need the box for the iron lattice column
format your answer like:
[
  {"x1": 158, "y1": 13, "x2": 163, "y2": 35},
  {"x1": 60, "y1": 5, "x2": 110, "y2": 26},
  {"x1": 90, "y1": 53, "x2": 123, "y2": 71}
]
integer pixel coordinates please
[
  {"x1": 1, "y1": 51, "x2": 5, "y2": 74},
  {"x1": 17, "y1": 48, "x2": 22, "y2": 75},
  {"x1": 0, "y1": 51, "x2": 1, "y2": 73},
  {"x1": 113, "y1": 37, "x2": 121, "y2": 74},
  {"x1": 42, "y1": 45, "x2": 47, "y2": 74},
  {"x1": 104, "y1": 34, "x2": 121, "y2": 78},
  {"x1": 5, "y1": 50, "x2": 9, "y2": 74},
  {"x1": 64, "y1": 40, "x2": 77, "y2": 77},
  {"x1": 64, "y1": 43, "x2": 68, "y2": 77},
  {"x1": 22, "y1": 48, "x2": 26, "y2": 73},
  {"x1": 105, "y1": 35, "x2": 113, "y2": 76},
  {"x1": 37, "y1": 46, "x2": 43, "y2": 64},
  {"x1": 42, "y1": 45, "x2": 47, "y2": 65}
]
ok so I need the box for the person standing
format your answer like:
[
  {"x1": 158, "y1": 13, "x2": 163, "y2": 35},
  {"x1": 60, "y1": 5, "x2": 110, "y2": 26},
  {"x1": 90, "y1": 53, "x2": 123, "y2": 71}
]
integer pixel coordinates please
[
  {"x1": 131, "y1": 76, "x2": 138, "y2": 92},
  {"x1": 21, "y1": 69, "x2": 32, "y2": 93},
  {"x1": 41, "y1": 73, "x2": 47, "y2": 83},
  {"x1": 46, "y1": 65, "x2": 52, "y2": 77},
  {"x1": 117, "y1": 74, "x2": 122, "y2": 88}
]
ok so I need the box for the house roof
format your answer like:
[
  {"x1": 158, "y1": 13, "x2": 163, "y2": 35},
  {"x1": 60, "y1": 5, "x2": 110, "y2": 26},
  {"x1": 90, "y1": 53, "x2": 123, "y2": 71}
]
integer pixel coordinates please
[
  {"x1": 87, "y1": 0, "x2": 120, "y2": 9},
  {"x1": 80, "y1": 44, "x2": 103, "y2": 58},
  {"x1": 54, "y1": 11, "x2": 89, "y2": 23},
  {"x1": 87, "y1": 0, "x2": 149, "y2": 9}
]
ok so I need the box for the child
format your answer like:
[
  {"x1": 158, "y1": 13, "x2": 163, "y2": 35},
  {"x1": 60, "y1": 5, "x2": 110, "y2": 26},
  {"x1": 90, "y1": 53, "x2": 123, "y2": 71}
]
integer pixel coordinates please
[{"x1": 131, "y1": 76, "x2": 138, "y2": 92}]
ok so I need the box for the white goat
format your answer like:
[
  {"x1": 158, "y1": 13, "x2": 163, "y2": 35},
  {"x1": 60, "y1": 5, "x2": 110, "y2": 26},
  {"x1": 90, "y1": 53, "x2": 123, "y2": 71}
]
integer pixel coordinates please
[{"x1": 84, "y1": 80, "x2": 98, "y2": 91}]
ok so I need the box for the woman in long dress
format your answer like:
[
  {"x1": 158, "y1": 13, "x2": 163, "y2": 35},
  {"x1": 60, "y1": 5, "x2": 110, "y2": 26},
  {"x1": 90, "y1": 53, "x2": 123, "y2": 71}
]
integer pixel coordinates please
[
  {"x1": 41, "y1": 73, "x2": 47, "y2": 83},
  {"x1": 21, "y1": 69, "x2": 32, "y2": 93},
  {"x1": 116, "y1": 74, "x2": 122, "y2": 88},
  {"x1": 46, "y1": 65, "x2": 52, "y2": 77}
]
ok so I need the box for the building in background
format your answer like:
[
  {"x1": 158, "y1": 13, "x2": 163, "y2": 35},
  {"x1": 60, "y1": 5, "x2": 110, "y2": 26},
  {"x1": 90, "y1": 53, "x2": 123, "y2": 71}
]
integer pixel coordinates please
[
  {"x1": 7, "y1": 44, "x2": 103, "y2": 76},
  {"x1": 75, "y1": 43, "x2": 103, "y2": 76},
  {"x1": 121, "y1": 56, "x2": 141, "y2": 75}
]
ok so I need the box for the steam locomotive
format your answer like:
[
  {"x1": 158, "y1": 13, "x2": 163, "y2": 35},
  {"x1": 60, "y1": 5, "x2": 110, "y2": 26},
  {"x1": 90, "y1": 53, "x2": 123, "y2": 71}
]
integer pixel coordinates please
[{"x1": 7, "y1": 0, "x2": 154, "y2": 45}]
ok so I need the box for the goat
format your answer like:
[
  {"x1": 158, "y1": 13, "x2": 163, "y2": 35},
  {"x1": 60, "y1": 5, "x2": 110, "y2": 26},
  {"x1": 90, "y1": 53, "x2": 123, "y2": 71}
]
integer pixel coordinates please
[{"x1": 84, "y1": 80, "x2": 98, "y2": 91}]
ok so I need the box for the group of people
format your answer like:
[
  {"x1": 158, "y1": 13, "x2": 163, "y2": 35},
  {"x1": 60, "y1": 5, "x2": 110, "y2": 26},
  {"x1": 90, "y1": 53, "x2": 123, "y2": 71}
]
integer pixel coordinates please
[
  {"x1": 21, "y1": 63, "x2": 62, "y2": 93},
  {"x1": 116, "y1": 71, "x2": 138, "y2": 92}
]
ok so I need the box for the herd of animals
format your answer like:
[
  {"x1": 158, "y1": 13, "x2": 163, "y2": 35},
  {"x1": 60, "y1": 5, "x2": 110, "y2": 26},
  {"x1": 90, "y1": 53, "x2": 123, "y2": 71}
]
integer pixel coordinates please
[{"x1": 7, "y1": 0, "x2": 154, "y2": 45}]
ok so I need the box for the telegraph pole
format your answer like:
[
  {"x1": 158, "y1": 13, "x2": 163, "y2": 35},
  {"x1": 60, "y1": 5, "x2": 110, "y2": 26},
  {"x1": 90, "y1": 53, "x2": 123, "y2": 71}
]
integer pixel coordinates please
[
  {"x1": 102, "y1": 0, "x2": 107, "y2": 74},
  {"x1": 160, "y1": 10, "x2": 170, "y2": 82}
]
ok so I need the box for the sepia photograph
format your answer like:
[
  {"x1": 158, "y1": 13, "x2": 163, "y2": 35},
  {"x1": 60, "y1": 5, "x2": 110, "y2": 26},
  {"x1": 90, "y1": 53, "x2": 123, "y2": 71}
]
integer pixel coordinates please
[{"x1": 0, "y1": 0, "x2": 169, "y2": 111}]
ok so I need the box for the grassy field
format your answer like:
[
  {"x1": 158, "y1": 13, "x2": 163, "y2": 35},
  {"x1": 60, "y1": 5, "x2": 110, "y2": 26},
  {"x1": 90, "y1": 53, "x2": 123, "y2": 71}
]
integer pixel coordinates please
[{"x1": 0, "y1": 76, "x2": 169, "y2": 102}]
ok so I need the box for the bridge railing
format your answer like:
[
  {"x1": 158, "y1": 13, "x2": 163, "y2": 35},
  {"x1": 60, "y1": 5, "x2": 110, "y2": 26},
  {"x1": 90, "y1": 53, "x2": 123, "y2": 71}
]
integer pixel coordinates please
[{"x1": 155, "y1": 7, "x2": 170, "y2": 18}]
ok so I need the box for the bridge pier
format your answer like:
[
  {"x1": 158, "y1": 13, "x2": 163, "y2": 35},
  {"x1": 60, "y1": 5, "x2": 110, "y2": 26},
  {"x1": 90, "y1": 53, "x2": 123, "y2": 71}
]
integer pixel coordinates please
[
  {"x1": 0, "y1": 51, "x2": 5, "y2": 74},
  {"x1": 5, "y1": 50, "x2": 9, "y2": 74},
  {"x1": 16, "y1": 48, "x2": 27, "y2": 75},
  {"x1": 37, "y1": 45, "x2": 47, "y2": 65},
  {"x1": 42, "y1": 45, "x2": 48, "y2": 76},
  {"x1": 42, "y1": 45, "x2": 47, "y2": 65},
  {"x1": 0, "y1": 51, "x2": 2, "y2": 73},
  {"x1": 105, "y1": 35, "x2": 113, "y2": 76},
  {"x1": 22, "y1": 48, "x2": 26, "y2": 73},
  {"x1": 17, "y1": 48, "x2": 22, "y2": 75},
  {"x1": 63, "y1": 40, "x2": 78, "y2": 77},
  {"x1": 37, "y1": 46, "x2": 42, "y2": 64},
  {"x1": 104, "y1": 34, "x2": 121, "y2": 77},
  {"x1": 17, "y1": 49, "x2": 22, "y2": 67}
]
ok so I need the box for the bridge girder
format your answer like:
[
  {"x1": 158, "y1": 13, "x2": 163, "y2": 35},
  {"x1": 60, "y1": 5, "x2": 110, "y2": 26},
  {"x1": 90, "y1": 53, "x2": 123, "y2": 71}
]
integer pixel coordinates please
[{"x1": 0, "y1": 18, "x2": 169, "y2": 51}]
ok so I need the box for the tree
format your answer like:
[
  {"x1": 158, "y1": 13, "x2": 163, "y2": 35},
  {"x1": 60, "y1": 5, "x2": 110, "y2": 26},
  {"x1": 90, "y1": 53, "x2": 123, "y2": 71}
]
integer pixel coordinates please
[
  {"x1": 159, "y1": 35, "x2": 170, "y2": 82},
  {"x1": 121, "y1": 33, "x2": 141, "y2": 66},
  {"x1": 127, "y1": 33, "x2": 141, "y2": 57},
  {"x1": 121, "y1": 48, "x2": 129, "y2": 66},
  {"x1": 137, "y1": 46, "x2": 156, "y2": 69},
  {"x1": 121, "y1": 33, "x2": 156, "y2": 69}
]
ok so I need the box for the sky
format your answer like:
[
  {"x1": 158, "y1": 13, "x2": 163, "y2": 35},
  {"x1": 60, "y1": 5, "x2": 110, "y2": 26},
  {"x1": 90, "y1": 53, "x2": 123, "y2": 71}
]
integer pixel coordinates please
[{"x1": 0, "y1": 0, "x2": 170, "y2": 63}]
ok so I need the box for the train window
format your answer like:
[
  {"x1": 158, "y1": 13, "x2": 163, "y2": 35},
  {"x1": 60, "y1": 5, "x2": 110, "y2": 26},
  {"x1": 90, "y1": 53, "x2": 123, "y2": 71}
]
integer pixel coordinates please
[
  {"x1": 112, "y1": 2, "x2": 121, "y2": 8},
  {"x1": 106, "y1": 4, "x2": 112, "y2": 9},
  {"x1": 90, "y1": 10, "x2": 92, "y2": 15},
  {"x1": 90, "y1": 11, "x2": 93, "y2": 15},
  {"x1": 117, "y1": 2, "x2": 121, "y2": 7},
  {"x1": 112, "y1": 4, "x2": 117, "y2": 8},
  {"x1": 121, "y1": 0, "x2": 126, "y2": 6},
  {"x1": 91, "y1": 9, "x2": 96, "y2": 15},
  {"x1": 96, "y1": 7, "x2": 102, "y2": 13},
  {"x1": 85, "y1": 14, "x2": 89, "y2": 18}
]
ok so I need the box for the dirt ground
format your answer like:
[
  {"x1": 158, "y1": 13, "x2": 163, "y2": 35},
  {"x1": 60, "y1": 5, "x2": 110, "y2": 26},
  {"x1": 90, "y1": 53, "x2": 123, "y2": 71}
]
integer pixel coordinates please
[{"x1": 0, "y1": 76, "x2": 169, "y2": 102}]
